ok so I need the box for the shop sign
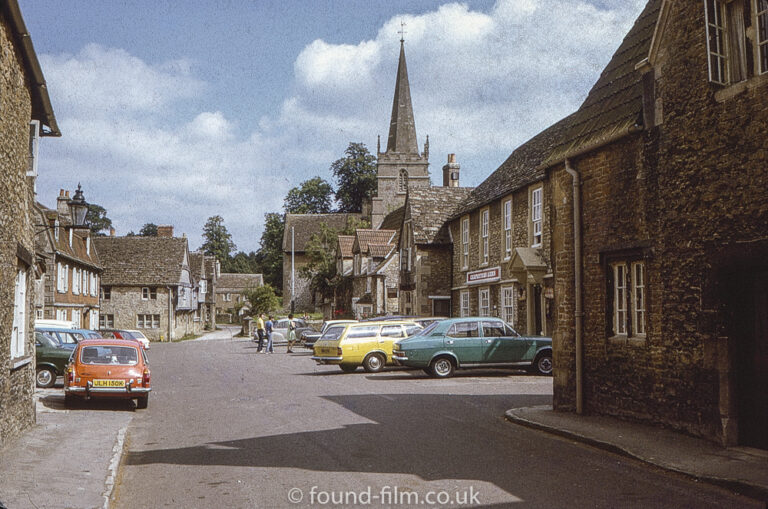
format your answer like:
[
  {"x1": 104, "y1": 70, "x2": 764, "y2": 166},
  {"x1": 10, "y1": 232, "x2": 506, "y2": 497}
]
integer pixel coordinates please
[{"x1": 466, "y1": 266, "x2": 501, "y2": 285}]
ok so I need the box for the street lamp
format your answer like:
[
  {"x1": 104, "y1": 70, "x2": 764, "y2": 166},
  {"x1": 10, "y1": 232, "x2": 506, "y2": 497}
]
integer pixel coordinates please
[{"x1": 68, "y1": 183, "x2": 89, "y2": 228}]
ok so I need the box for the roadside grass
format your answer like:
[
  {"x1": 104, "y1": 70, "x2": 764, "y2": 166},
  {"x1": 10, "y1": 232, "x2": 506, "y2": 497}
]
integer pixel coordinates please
[{"x1": 173, "y1": 333, "x2": 202, "y2": 342}]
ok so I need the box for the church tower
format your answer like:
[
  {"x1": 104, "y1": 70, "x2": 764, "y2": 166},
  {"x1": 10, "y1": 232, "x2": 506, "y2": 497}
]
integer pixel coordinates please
[{"x1": 371, "y1": 38, "x2": 429, "y2": 229}]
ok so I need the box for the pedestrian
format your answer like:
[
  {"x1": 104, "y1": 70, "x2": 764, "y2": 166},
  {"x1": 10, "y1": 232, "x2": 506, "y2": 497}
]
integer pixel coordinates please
[
  {"x1": 255, "y1": 313, "x2": 266, "y2": 352},
  {"x1": 265, "y1": 315, "x2": 274, "y2": 353},
  {"x1": 287, "y1": 313, "x2": 297, "y2": 353}
]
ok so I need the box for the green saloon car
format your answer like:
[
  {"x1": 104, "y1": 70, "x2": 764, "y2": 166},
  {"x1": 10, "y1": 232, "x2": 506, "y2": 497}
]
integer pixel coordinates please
[
  {"x1": 392, "y1": 317, "x2": 552, "y2": 378},
  {"x1": 35, "y1": 331, "x2": 73, "y2": 388}
]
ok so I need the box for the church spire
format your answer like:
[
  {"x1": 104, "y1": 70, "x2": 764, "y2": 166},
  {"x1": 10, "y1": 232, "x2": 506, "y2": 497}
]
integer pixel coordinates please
[{"x1": 386, "y1": 39, "x2": 419, "y2": 154}]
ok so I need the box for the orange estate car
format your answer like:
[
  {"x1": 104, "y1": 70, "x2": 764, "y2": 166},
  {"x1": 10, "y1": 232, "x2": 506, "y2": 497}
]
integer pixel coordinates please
[{"x1": 64, "y1": 339, "x2": 151, "y2": 409}]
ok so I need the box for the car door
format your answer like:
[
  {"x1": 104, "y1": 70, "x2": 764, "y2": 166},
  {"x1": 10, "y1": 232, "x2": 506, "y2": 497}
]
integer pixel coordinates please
[
  {"x1": 444, "y1": 321, "x2": 483, "y2": 364},
  {"x1": 379, "y1": 324, "x2": 406, "y2": 358},
  {"x1": 481, "y1": 320, "x2": 530, "y2": 363}
]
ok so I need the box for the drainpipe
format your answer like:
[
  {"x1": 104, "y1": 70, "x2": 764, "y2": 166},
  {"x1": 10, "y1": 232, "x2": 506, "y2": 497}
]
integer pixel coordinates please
[
  {"x1": 565, "y1": 159, "x2": 583, "y2": 415},
  {"x1": 167, "y1": 286, "x2": 173, "y2": 342}
]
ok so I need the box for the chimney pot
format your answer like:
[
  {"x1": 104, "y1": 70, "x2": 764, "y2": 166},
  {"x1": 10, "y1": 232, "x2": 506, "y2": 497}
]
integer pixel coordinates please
[{"x1": 448, "y1": 153, "x2": 455, "y2": 163}]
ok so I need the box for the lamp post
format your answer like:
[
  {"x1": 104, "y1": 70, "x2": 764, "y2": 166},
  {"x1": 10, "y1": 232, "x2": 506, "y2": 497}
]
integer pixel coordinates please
[
  {"x1": 68, "y1": 183, "x2": 89, "y2": 228},
  {"x1": 290, "y1": 226, "x2": 295, "y2": 314}
]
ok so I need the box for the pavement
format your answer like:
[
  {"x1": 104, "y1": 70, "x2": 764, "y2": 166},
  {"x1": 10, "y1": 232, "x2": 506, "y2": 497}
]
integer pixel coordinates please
[{"x1": 506, "y1": 405, "x2": 768, "y2": 504}]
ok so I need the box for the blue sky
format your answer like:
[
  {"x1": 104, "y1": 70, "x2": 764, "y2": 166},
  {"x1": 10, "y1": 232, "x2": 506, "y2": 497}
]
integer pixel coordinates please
[{"x1": 23, "y1": 0, "x2": 646, "y2": 252}]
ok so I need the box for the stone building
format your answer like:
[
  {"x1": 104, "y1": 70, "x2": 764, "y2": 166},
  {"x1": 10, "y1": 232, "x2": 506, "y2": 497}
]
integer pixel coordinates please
[
  {"x1": 399, "y1": 184, "x2": 473, "y2": 317},
  {"x1": 215, "y1": 272, "x2": 263, "y2": 316},
  {"x1": 350, "y1": 229, "x2": 398, "y2": 318},
  {"x1": 190, "y1": 251, "x2": 217, "y2": 330},
  {"x1": 282, "y1": 213, "x2": 360, "y2": 312},
  {"x1": 94, "y1": 230, "x2": 199, "y2": 341},
  {"x1": 371, "y1": 39, "x2": 430, "y2": 228},
  {"x1": 34, "y1": 189, "x2": 102, "y2": 329},
  {"x1": 0, "y1": 0, "x2": 60, "y2": 447},
  {"x1": 548, "y1": 0, "x2": 768, "y2": 448}
]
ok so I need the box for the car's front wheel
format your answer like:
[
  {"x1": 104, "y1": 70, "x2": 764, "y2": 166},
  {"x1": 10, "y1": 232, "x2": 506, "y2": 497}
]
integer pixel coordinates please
[
  {"x1": 530, "y1": 352, "x2": 553, "y2": 376},
  {"x1": 36, "y1": 367, "x2": 56, "y2": 388},
  {"x1": 429, "y1": 357, "x2": 455, "y2": 378},
  {"x1": 363, "y1": 353, "x2": 385, "y2": 373}
]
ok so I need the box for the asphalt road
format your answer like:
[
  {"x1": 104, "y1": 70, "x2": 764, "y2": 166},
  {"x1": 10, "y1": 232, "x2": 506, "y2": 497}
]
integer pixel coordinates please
[{"x1": 112, "y1": 333, "x2": 759, "y2": 508}]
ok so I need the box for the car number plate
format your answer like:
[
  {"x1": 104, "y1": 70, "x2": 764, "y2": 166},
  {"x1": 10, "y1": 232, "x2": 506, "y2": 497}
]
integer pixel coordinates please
[{"x1": 93, "y1": 379, "x2": 125, "y2": 388}]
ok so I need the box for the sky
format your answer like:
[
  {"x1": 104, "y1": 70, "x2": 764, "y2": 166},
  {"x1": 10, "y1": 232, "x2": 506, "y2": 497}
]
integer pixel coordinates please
[{"x1": 23, "y1": 0, "x2": 647, "y2": 252}]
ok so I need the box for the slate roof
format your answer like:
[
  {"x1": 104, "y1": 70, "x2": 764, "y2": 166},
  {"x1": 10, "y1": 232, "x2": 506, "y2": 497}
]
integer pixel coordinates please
[
  {"x1": 34, "y1": 202, "x2": 101, "y2": 270},
  {"x1": 452, "y1": 0, "x2": 660, "y2": 218},
  {"x1": 353, "y1": 229, "x2": 396, "y2": 254},
  {"x1": 379, "y1": 206, "x2": 405, "y2": 246},
  {"x1": 337, "y1": 235, "x2": 355, "y2": 258},
  {"x1": 189, "y1": 252, "x2": 205, "y2": 279},
  {"x1": 543, "y1": 0, "x2": 661, "y2": 166},
  {"x1": 368, "y1": 243, "x2": 393, "y2": 258},
  {"x1": 407, "y1": 187, "x2": 474, "y2": 244},
  {"x1": 93, "y1": 236, "x2": 188, "y2": 286},
  {"x1": 216, "y1": 273, "x2": 263, "y2": 292},
  {"x1": 283, "y1": 213, "x2": 361, "y2": 252}
]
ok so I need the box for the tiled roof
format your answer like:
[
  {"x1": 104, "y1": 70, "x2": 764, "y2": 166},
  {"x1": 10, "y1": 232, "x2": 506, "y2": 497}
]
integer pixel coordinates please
[
  {"x1": 543, "y1": 0, "x2": 660, "y2": 166},
  {"x1": 368, "y1": 243, "x2": 393, "y2": 258},
  {"x1": 407, "y1": 187, "x2": 474, "y2": 244},
  {"x1": 337, "y1": 235, "x2": 355, "y2": 258},
  {"x1": 353, "y1": 229, "x2": 396, "y2": 254},
  {"x1": 216, "y1": 273, "x2": 263, "y2": 292},
  {"x1": 379, "y1": 206, "x2": 405, "y2": 246},
  {"x1": 283, "y1": 213, "x2": 361, "y2": 252},
  {"x1": 453, "y1": 0, "x2": 660, "y2": 217},
  {"x1": 189, "y1": 252, "x2": 204, "y2": 279},
  {"x1": 34, "y1": 202, "x2": 101, "y2": 269},
  {"x1": 93, "y1": 236, "x2": 188, "y2": 286}
]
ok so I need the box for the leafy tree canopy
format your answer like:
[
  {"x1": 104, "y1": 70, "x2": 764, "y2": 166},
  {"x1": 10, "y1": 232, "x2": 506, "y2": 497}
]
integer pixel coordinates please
[
  {"x1": 332, "y1": 142, "x2": 377, "y2": 213},
  {"x1": 254, "y1": 212, "x2": 284, "y2": 292},
  {"x1": 243, "y1": 284, "x2": 281, "y2": 315},
  {"x1": 85, "y1": 204, "x2": 112, "y2": 236},
  {"x1": 201, "y1": 215, "x2": 236, "y2": 263},
  {"x1": 283, "y1": 177, "x2": 334, "y2": 214},
  {"x1": 138, "y1": 223, "x2": 158, "y2": 236},
  {"x1": 224, "y1": 251, "x2": 260, "y2": 274}
]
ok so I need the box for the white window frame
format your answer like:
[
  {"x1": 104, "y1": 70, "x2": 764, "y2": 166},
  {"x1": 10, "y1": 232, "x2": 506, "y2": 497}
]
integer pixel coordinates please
[
  {"x1": 531, "y1": 186, "x2": 543, "y2": 248},
  {"x1": 54, "y1": 220, "x2": 60, "y2": 241},
  {"x1": 478, "y1": 288, "x2": 490, "y2": 317},
  {"x1": 11, "y1": 267, "x2": 27, "y2": 359},
  {"x1": 99, "y1": 313, "x2": 115, "y2": 329},
  {"x1": 64, "y1": 264, "x2": 69, "y2": 292},
  {"x1": 461, "y1": 217, "x2": 469, "y2": 270},
  {"x1": 705, "y1": 0, "x2": 728, "y2": 84},
  {"x1": 200, "y1": 279, "x2": 207, "y2": 294},
  {"x1": 758, "y1": 0, "x2": 768, "y2": 74},
  {"x1": 366, "y1": 277, "x2": 372, "y2": 294},
  {"x1": 501, "y1": 286, "x2": 517, "y2": 326},
  {"x1": 480, "y1": 208, "x2": 489, "y2": 266},
  {"x1": 460, "y1": 290, "x2": 470, "y2": 317},
  {"x1": 142, "y1": 287, "x2": 150, "y2": 300},
  {"x1": 56, "y1": 309, "x2": 67, "y2": 321},
  {"x1": 503, "y1": 198, "x2": 512, "y2": 258},
  {"x1": 71, "y1": 309, "x2": 81, "y2": 328},
  {"x1": 90, "y1": 310, "x2": 99, "y2": 330},
  {"x1": 612, "y1": 263, "x2": 628, "y2": 336},
  {"x1": 57, "y1": 262, "x2": 64, "y2": 292},
  {"x1": 631, "y1": 261, "x2": 647, "y2": 336},
  {"x1": 72, "y1": 268, "x2": 80, "y2": 295}
]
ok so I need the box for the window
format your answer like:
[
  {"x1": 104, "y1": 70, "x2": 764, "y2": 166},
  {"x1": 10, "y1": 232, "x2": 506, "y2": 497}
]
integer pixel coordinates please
[
  {"x1": 11, "y1": 267, "x2": 27, "y2": 358},
  {"x1": 71, "y1": 309, "x2": 81, "y2": 328},
  {"x1": 90, "y1": 311, "x2": 99, "y2": 330},
  {"x1": 54, "y1": 220, "x2": 59, "y2": 241},
  {"x1": 64, "y1": 265, "x2": 69, "y2": 292},
  {"x1": 478, "y1": 288, "x2": 490, "y2": 317},
  {"x1": 706, "y1": 0, "x2": 728, "y2": 84},
  {"x1": 57, "y1": 262, "x2": 65, "y2": 293},
  {"x1": 381, "y1": 325, "x2": 405, "y2": 338},
  {"x1": 503, "y1": 199, "x2": 512, "y2": 258},
  {"x1": 460, "y1": 291, "x2": 470, "y2": 317},
  {"x1": 90, "y1": 273, "x2": 98, "y2": 296},
  {"x1": 531, "y1": 187, "x2": 542, "y2": 247},
  {"x1": 82, "y1": 270, "x2": 88, "y2": 296},
  {"x1": 200, "y1": 280, "x2": 207, "y2": 294},
  {"x1": 56, "y1": 309, "x2": 67, "y2": 321},
  {"x1": 72, "y1": 268, "x2": 80, "y2": 295},
  {"x1": 461, "y1": 217, "x2": 469, "y2": 269},
  {"x1": 366, "y1": 277, "x2": 372, "y2": 294},
  {"x1": 482, "y1": 320, "x2": 506, "y2": 337},
  {"x1": 706, "y1": 0, "x2": 767, "y2": 84},
  {"x1": 101, "y1": 286, "x2": 111, "y2": 300},
  {"x1": 611, "y1": 261, "x2": 647, "y2": 337},
  {"x1": 142, "y1": 287, "x2": 149, "y2": 300},
  {"x1": 387, "y1": 287, "x2": 398, "y2": 299},
  {"x1": 447, "y1": 321, "x2": 479, "y2": 338},
  {"x1": 480, "y1": 208, "x2": 489, "y2": 265},
  {"x1": 398, "y1": 169, "x2": 408, "y2": 193},
  {"x1": 501, "y1": 286, "x2": 517, "y2": 326},
  {"x1": 137, "y1": 314, "x2": 160, "y2": 328},
  {"x1": 758, "y1": 0, "x2": 768, "y2": 73}
]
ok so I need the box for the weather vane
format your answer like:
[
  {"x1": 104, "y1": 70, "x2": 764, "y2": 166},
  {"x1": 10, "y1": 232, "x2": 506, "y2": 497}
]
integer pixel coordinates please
[{"x1": 398, "y1": 20, "x2": 407, "y2": 42}]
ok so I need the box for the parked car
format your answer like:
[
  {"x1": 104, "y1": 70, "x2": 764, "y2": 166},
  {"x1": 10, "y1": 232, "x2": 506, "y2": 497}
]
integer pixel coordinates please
[
  {"x1": 64, "y1": 339, "x2": 151, "y2": 409},
  {"x1": 35, "y1": 327, "x2": 102, "y2": 350},
  {"x1": 413, "y1": 317, "x2": 447, "y2": 328},
  {"x1": 359, "y1": 315, "x2": 416, "y2": 322},
  {"x1": 101, "y1": 329, "x2": 149, "y2": 349},
  {"x1": 392, "y1": 317, "x2": 552, "y2": 378},
  {"x1": 35, "y1": 331, "x2": 72, "y2": 388},
  {"x1": 300, "y1": 320, "x2": 358, "y2": 349},
  {"x1": 270, "y1": 318, "x2": 313, "y2": 343},
  {"x1": 312, "y1": 320, "x2": 422, "y2": 373}
]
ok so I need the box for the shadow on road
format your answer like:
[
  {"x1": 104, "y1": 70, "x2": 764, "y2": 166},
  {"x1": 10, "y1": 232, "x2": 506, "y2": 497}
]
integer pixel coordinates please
[{"x1": 38, "y1": 393, "x2": 138, "y2": 411}]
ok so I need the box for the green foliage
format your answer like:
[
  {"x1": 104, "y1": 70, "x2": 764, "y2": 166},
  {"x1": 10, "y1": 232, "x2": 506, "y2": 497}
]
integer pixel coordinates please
[
  {"x1": 299, "y1": 222, "x2": 342, "y2": 299},
  {"x1": 201, "y1": 215, "x2": 236, "y2": 264},
  {"x1": 243, "y1": 284, "x2": 281, "y2": 315},
  {"x1": 138, "y1": 223, "x2": 158, "y2": 236},
  {"x1": 255, "y1": 212, "x2": 284, "y2": 291},
  {"x1": 283, "y1": 177, "x2": 334, "y2": 214},
  {"x1": 85, "y1": 204, "x2": 112, "y2": 236},
  {"x1": 332, "y1": 142, "x2": 377, "y2": 213},
  {"x1": 224, "y1": 251, "x2": 260, "y2": 273}
]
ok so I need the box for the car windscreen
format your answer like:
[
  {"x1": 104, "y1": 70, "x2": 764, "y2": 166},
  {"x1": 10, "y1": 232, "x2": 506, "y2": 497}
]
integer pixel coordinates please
[
  {"x1": 36, "y1": 332, "x2": 59, "y2": 348},
  {"x1": 80, "y1": 345, "x2": 139, "y2": 365},
  {"x1": 55, "y1": 331, "x2": 79, "y2": 345}
]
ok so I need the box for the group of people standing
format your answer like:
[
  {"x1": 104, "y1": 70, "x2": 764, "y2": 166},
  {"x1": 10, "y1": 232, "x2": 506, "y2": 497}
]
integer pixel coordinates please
[{"x1": 253, "y1": 313, "x2": 298, "y2": 353}]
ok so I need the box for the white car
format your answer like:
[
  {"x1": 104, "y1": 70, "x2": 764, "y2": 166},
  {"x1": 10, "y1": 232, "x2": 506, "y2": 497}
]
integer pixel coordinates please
[{"x1": 124, "y1": 329, "x2": 151, "y2": 350}]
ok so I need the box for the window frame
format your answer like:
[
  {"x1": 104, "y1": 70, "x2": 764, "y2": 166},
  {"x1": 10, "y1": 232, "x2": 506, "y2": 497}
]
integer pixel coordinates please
[
  {"x1": 705, "y1": 0, "x2": 728, "y2": 84},
  {"x1": 480, "y1": 208, "x2": 489, "y2": 266},
  {"x1": 460, "y1": 290, "x2": 470, "y2": 317},
  {"x1": 11, "y1": 266, "x2": 28, "y2": 359},
  {"x1": 461, "y1": 217, "x2": 470, "y2": 270},
  {"x1": 631, "y1": 261, "x2": 647, "y2": 337},
  {"x1": 530, "y1": 186, "x2": 543, "y2": 248},
  {"x1": 503, "y1": 198, "x2": 513, "y2": 259},
  {"x1": 501, "y1": 285, "x2": 517, "y2": 326},
  {"x1": 608, "y1": 258, "x2": 648, "y2": 340},
  {"x1": 478, "y1": 287, "x2": 490, "y2": 317},
  {"x1": 758, "y1": 0, "x2": 768, "y2": 74}
]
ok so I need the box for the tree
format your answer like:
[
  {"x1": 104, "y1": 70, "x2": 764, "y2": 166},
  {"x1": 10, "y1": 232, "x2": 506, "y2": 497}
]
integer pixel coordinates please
[
  {"x1": 298, "y1": 223, "x2": 341, "y2": 300},
  {"x1": 332, "y1": 142, "x2": 377, "y2": 213},
  {"x1": 138, "y1": 223, "x2": 158, "y2": 236},
  {"x1": 201, "y1": 215, "x2": 236, "y2": 263},
  {"x1": 283, "y1": 177, "x2": 334, "y2": 214},
  {"x1": 85, "y1": 204, "x2": 112, "y2": 236},
  {"x1": 243, "y1": 284, "x2": 281, "y2": 315},
  {"x1": 254, "y1": 212, "x2": 284, "y2": 291},
  {"x1": 224, "y1": 251, "x2": 259, "y2": 273}
]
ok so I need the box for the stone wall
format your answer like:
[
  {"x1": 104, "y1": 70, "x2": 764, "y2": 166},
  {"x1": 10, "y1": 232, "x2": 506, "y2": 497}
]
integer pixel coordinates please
[
  {"x1": 0, "y1": 11, "x2": 36, "y2": 447},
  {"x1": 282, "y1": 252, "x2": 312, "y2": 312},
  {"x1": 100, "y1": 286, "x2": 172, "y2": 341}
]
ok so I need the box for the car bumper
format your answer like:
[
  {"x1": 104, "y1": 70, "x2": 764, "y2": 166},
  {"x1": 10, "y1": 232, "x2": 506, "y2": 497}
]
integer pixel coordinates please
[
  {"x1": 391, "y1": 354, "x2": 409, "y2": 365},
  {"x1": 311, "y1": 356, "x2": 343, "y2": 365},
  {"x1": 66, "y1": 385, "x2": 151, "y2": 396}
]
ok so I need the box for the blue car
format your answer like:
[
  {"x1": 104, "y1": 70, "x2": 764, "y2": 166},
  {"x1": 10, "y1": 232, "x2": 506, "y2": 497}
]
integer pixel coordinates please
[{"x1": 35, "y1": 327, "x2": 102, "y2": 350}]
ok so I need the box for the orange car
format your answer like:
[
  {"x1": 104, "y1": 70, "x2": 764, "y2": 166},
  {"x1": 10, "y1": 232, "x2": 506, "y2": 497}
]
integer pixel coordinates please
[{"x1": 64, "y1": 339, "x2": 151, "y2": 409}]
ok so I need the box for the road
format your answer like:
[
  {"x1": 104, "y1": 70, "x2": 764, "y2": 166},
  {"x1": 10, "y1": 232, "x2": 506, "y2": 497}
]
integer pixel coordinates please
[{"x1": 112, "y1": 333, "x2": 758, "y2": 508}]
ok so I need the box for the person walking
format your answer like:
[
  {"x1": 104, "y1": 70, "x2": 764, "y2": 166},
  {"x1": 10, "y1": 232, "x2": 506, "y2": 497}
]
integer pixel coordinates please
[
  {"x1": 255, "y1": 313, "x2": 266, "y2": 352},
  {"x1": 265, "y1": 315, "x2": 274, "y2": 353},
  {"x1": 287, "y1": 313, "x2": 297, "y2": 353}
]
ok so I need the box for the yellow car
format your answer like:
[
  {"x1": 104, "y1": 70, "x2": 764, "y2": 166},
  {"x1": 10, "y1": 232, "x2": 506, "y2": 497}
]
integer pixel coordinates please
[{"x1": 311, "y1": 320, "x2": 422, "y2": 373}]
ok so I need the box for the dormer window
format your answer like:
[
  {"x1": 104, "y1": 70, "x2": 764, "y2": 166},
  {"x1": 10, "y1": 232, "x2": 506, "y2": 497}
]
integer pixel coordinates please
[
  {"x1": 705, "y1": 0, "x2": 768, "y2": 85},
  {"x1": 68, "y1": 228, "x2": 73, "y2": 247},
  {"x1": 54, "y1": 220, "x2": 60, "y2": 241}
]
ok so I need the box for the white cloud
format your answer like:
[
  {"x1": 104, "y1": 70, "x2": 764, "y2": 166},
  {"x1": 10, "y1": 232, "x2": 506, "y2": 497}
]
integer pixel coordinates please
[{"x1": 36, "y1": 0, "x2": 647, "y2": 252}]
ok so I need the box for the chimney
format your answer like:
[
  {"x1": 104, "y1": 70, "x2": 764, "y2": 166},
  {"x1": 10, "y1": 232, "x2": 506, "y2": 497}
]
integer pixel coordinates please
[
  {"x1": 157, "y1": 225, "x2": 174, "y2": 238},
  {"x1": 442, "y1": 154, "x2": 460, "y2": 187},
  {"x1": 57, "y1": 189, "x2": 70, "y2": 218},
  {"x1": 109, "y1": 227, "x2": 116, "y2": 237}
]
